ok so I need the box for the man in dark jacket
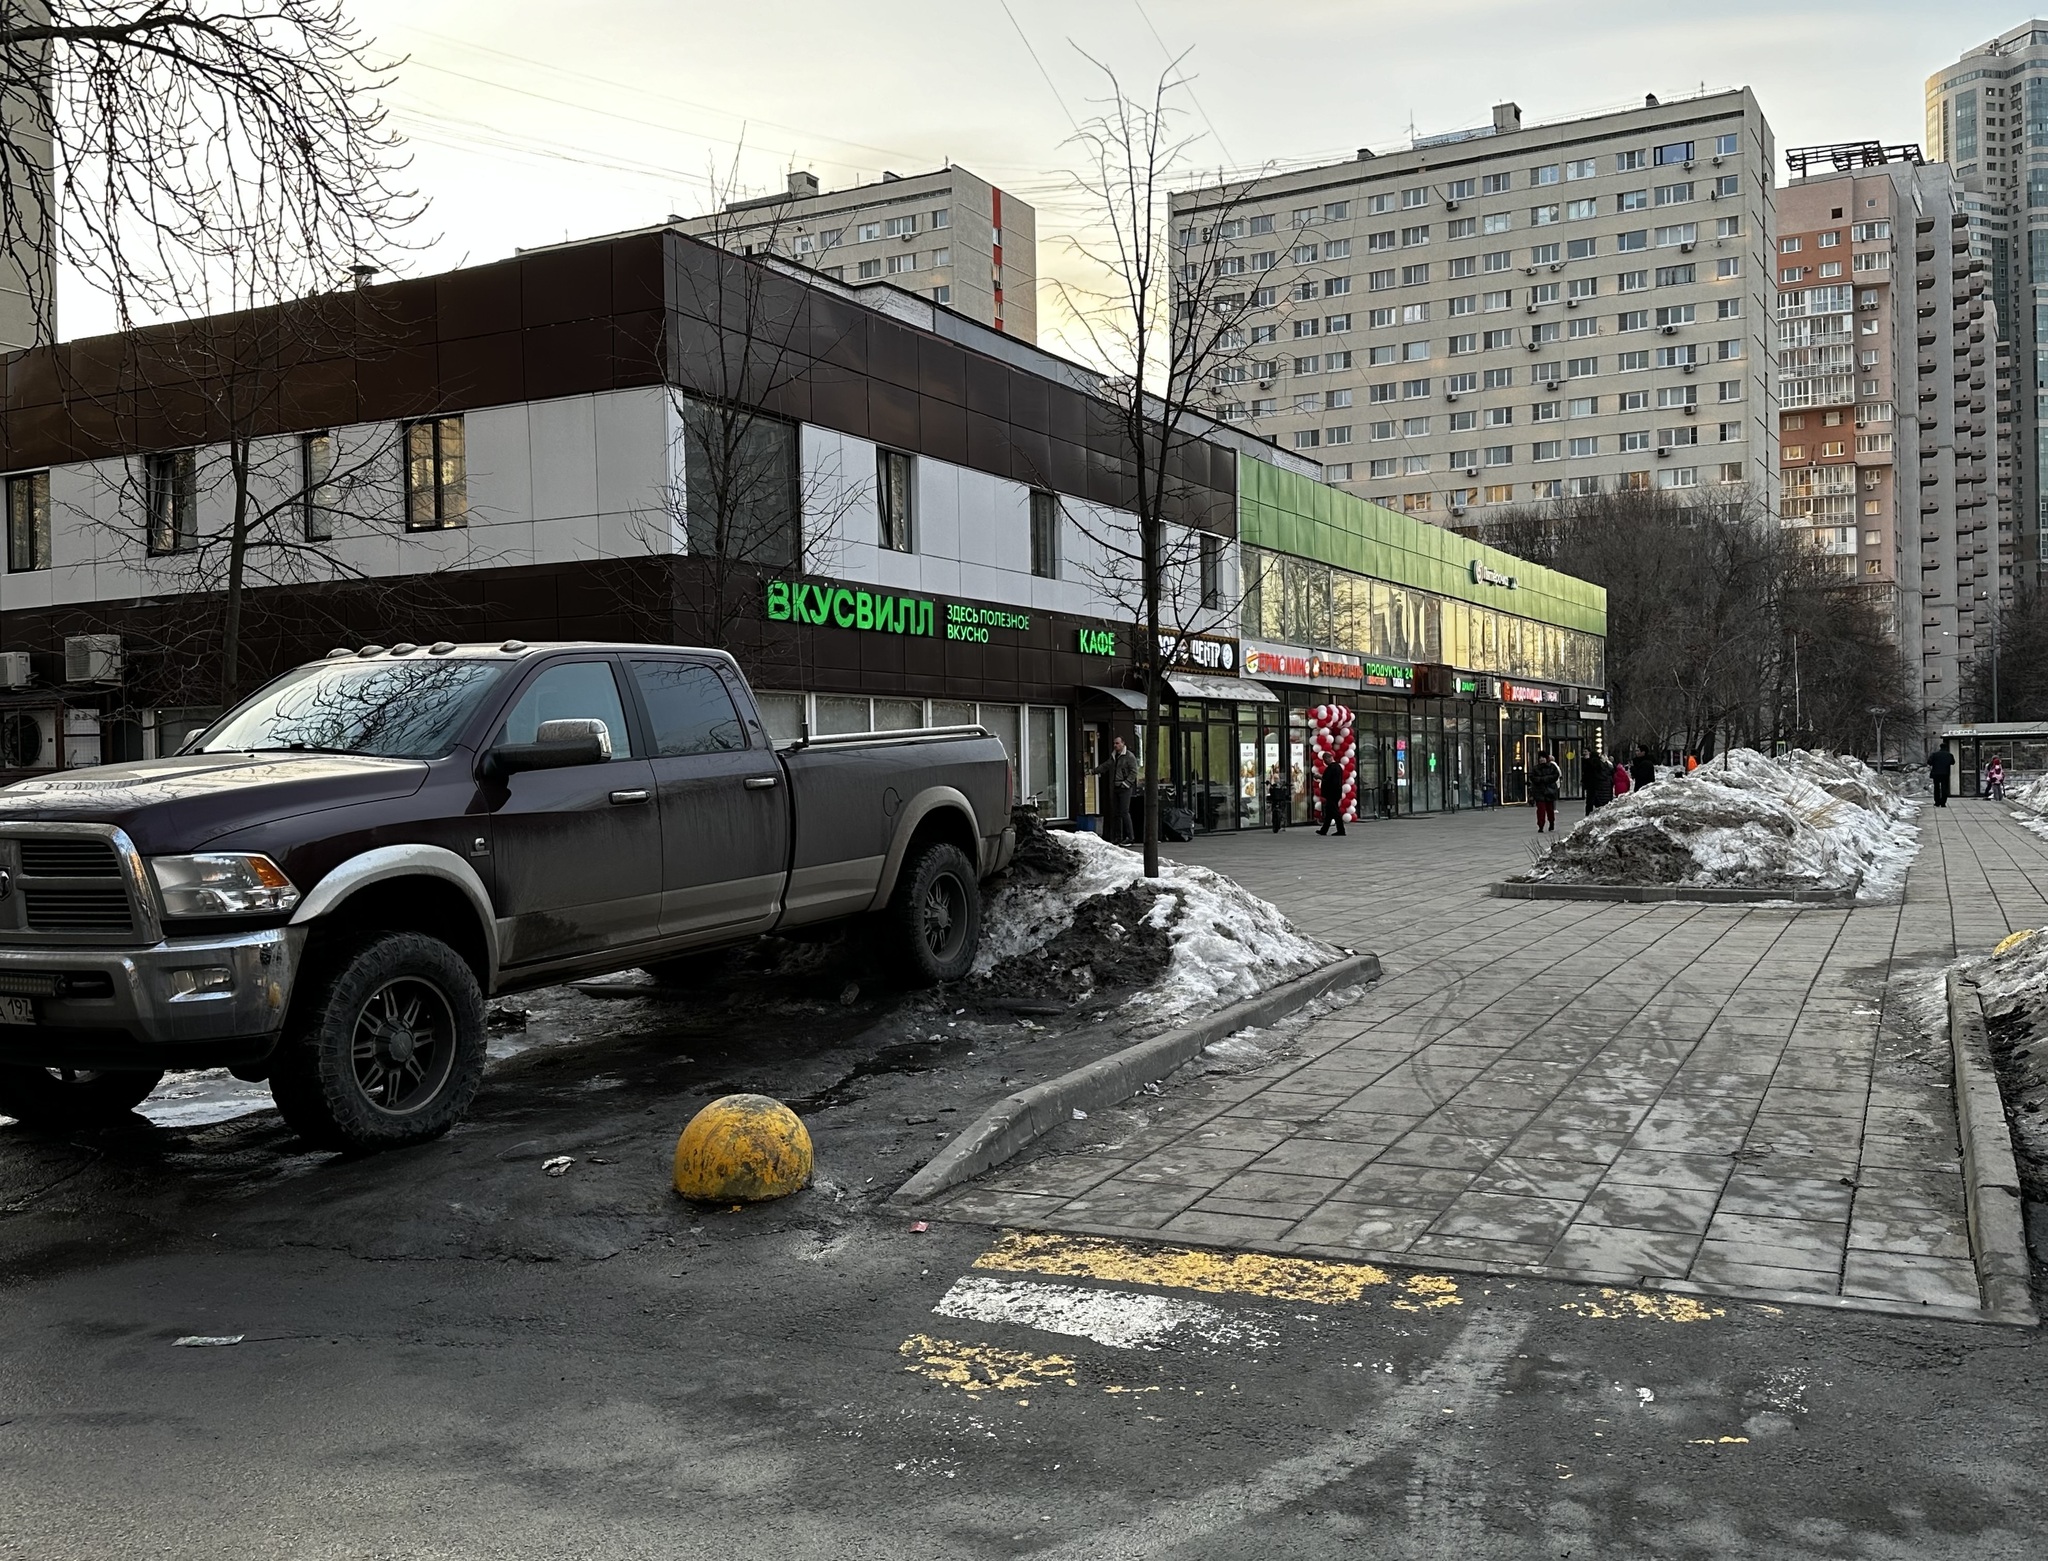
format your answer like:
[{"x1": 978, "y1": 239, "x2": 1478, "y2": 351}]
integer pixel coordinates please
[
  {"x1": 1929, "y1": 741, "x2": 1954, "y2": 808},
  {"x1": 1530, "y1": 749, "x2": 1563, "y2": 833},
  {"x1": 1580, "y1": 748, "x2": 1614, "y2": 816},
  {"x1": 1095, "y1": 737, "x2": 1140, "y2": 844},
  {"x1": 1629, "y1": 744, "x2": 1656, "y2": 792},
  {"x1": 1315, "y1": 756, "x2": 1347, "y2": 836}
]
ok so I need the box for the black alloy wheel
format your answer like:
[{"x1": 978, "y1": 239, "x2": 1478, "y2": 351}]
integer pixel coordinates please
[
  {"x1": 350, "y1": 976, "x2": 459, "y2": 1117},
  {"x1": 886, "y1": 841, "x2": 982, "y2": 986}
]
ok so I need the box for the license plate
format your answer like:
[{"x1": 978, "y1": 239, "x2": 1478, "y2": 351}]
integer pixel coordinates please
[{"x1": 0, "y1": 995, "x2": 35, "y2": 1025}]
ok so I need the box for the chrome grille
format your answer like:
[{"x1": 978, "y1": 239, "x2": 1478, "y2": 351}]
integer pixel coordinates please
[
  {"x1": 23, "y1": 888, "x2": 134, "y2": 932},
  {"x1": 19, "y1": 839, "x2": 121, "y2": 878}
]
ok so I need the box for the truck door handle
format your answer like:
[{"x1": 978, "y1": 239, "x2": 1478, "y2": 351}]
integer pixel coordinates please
[
  {"x1": 609, "y1": 789, "x2": 650, "y2": 804},
  {"x1": 744, "y1": 776, "x2": 779, "y2": 790}
]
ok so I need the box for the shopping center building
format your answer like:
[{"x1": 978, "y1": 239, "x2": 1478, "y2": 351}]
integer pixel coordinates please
[{"x1": 0, "y1": 229, "x2": 1605, "y2": 827}]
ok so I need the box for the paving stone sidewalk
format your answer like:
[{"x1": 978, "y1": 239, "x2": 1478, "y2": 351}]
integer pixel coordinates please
[{"x1": 937, "y1": 796, "x2": 2048, "y2": 1315}]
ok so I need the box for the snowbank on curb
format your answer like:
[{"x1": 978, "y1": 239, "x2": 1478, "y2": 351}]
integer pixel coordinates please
[
  {"x1": 975, "y1": 831, "x2": 1336, "y2": 1023},
  {"x1": 2008, "y1": 772, "x2": 2048, "y2": 811},
  {"x1": 1515, "y1": 748, "x2": 1918, "y2": 901}
]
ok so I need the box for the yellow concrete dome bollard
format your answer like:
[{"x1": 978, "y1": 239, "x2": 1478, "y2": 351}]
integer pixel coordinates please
[{"x1": 673, "y1": 1093, "x2": 813, "y2": 1202}]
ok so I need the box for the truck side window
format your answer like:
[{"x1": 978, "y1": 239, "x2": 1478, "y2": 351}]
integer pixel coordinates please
[
  {"x1": 630, "y1": 660, "x2": 746, "y2": 756},
  {"x1": 497, "y1": 661, "x2": 634, "y2": 757}
]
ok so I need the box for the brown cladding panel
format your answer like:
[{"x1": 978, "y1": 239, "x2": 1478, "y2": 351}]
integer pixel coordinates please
[
  {"x1": 355, "y1": 344, "x2": 444, "y2": 423},
  {"x1": 916, "y1": 336, "x2": 966, "y2": 405},
  {"x1": 807, "y1": 371, "x2": 870, "y2": 440},
  {"x1": 1044, "y1": 436, "x2": 1086, "y2": 496},
  {"x1": 277, "y1": 357, "x2": 362, "y2": 432},
  {"x1": 608, "y1": 311, "x2": 667, "y2": 389},
  {"x1": 436, "y1": 261, "x2": 524, "y2": 342},
  {"x1": 963, "y1": 353, "x2": 1008, "y2": 421},
  {"x1": 918, "y1": 395, "x2": 968, "y2": 466},
  {"x1": 869, "y1": 380, "x2": 918, "y2": 451},
  {"x1": 614, "y1": 234, "x2": 668, "y2": 316},
  {"x1": 1007, "y1": 369, "x2": 1049, "y2": 434},
  {"x1": 521, "y1": 246, "x2": 616, "y2": 329},
  {"x1": 357, "y1": 279, "x2": 441, "y2": 351},
  {"x1": 438, "y1": 333, "x2": 526, "y2": 411},
  {"x1": 866, "y1": 316, "x2": 921, "y2": 393},
  {"x1": 1009, "y1": 427, "x2": 1053, "y2": 490},
  {"x1": 808, "y1": 296, "x2": 870, "y2": 376},
  {"x1": 965, "y1": 411, "x2": 1011, "y2": 475},
  {"x1": 522, "y1": 319, "x2": 616, "y2": 400}
]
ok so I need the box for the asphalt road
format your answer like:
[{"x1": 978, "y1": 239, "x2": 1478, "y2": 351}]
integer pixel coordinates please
[{"x1": 2, "y1": 967, "x2": 2045, "y2": 1558}]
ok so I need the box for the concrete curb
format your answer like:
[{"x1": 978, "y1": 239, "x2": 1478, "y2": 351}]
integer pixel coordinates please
[
  {"x1": 1946, "y1": 968, "x2": 2039, "y2": 1326},
  {"x1": 892, "y1": 952, "x2": 1381, "y2": 1207},
  {"x1": 1492, "y1": 882, "x2": 1853, "y2": 906}
]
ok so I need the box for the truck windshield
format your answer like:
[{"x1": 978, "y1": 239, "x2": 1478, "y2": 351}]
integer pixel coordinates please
[{"x1": 195, "y1": 659, "x2": 511, "y2": 760}]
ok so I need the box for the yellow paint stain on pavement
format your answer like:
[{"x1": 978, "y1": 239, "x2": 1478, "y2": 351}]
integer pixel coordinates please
[
  {"x1": 1559, "y1": 1288, "x2": 1726, "y2": 1323},
  {"x1": 1993, "y1": 927, "x2": 2040, "y2": 956},
  {"x1": 974, "y1": 1231, "x2": 1418, "y2": 1305},
  {"x1": 898, "y1": 1333, "x2": 1076, "y2": 1396}
]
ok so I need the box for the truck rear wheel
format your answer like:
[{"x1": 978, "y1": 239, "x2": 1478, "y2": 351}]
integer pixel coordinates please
[
  {"x1": 885, "y1": 841, "x2": 981, "y2": 986},
  {"x1": 269, "y1": 931, "x2": 486, "y2": 1152},
  {"x1": 0, "y1": 1066, "x2": 162, "y2": 1129}
]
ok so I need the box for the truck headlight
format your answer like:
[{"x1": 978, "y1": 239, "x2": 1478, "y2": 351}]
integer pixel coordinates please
[{"x1": 150, "y1": 854, "x2": 300, "y2": 916}]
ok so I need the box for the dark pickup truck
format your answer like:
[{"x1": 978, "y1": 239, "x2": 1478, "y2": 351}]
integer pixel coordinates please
[{"x1": 0, "y1": 641, "x2": 1014, "y2": 1150}]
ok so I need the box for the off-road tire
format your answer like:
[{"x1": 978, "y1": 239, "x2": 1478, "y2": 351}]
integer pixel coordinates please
[
  {"x1": 0, "y1": 1066, "x2": 162, "y2": 1128},
  {"x1": 884, "y1": 842, "x2": 981, "y2": 986},
  {"x1": 269, "y1": 931, "x2": 486, "y2": 1152}
]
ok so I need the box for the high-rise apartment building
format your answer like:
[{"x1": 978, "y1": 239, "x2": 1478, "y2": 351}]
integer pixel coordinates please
[
  {"x1": 1171, "y1": 91, "x2": 1778, "y2": 526},
  {"x1": 674, "y1": 166, "x2": 1037, "y2": 341},
  {"x1": 1777, "y1": 144, "x2": 2002, "y2": 720},
  {"x1": 1926, "y1": 20, "x2": 2048, "y2": 579}
]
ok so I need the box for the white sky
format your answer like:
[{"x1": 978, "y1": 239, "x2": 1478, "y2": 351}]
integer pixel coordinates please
[{"x1": 59, "y1": 1, "x2": 2042, "y2": 353}]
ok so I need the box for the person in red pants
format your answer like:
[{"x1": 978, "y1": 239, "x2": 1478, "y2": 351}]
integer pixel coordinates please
[{"x1": 1530, "y1": 749, "x2": 1562, "y2": 833}]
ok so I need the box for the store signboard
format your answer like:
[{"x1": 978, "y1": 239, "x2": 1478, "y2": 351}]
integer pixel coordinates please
[
  {"x1": 1469, "y1": 559, "x2": 1519, "y2": 590},
  {"x1": 1582, "y1": 689, "x2": 1609, "y2": 711},
  {"x1": 1243, "y1": 640, "x2": 1366, "y2": 685},
  {"x1": 1363, "y1": 660, "x2": 1414, "y2": 691},
  {"x1": 1311, "y1": 650, "x2": 1364, "y2": 683},
  {"x1": 1076, "y1": 628, "x2": 1116, "y2": 656},
  {"x1": 1161, "y1": 632, "x2": 1240, "y2": 674},
  {"x1": 1501, "y1": 679, "x2": 1564, "y2": 705},
  {"x1": 765, "y1": 578, "x2": 1032, "y2": 644}
]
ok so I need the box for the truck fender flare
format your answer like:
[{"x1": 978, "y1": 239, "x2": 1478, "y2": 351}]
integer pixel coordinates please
[
  {"x1": 866, "y1": 786, "x2": 981, "y2": 912},
  {"x1": 289, "y1": 845, "x2": 500, "y2": 985}
]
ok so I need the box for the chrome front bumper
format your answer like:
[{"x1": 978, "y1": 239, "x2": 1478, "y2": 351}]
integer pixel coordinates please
[{"x1": 0, "y1": 926, "x2": 305, "y2": 1062}]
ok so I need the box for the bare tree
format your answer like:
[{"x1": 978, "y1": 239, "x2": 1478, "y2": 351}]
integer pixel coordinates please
[
  {"x1": 0, "y1": 0, "x2": 417, "y2": 340},
  {"x1": 1050, "y1": 60, "x2": 1283, "y2": 876}
]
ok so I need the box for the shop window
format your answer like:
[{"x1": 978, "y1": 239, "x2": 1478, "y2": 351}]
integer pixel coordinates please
[
  {"x1": 753, "y1": 692, "x2": 805, "y2": 744},
  {"x1": 680, "y1": 396, "x2": 797, "y2": 567},
  {"x1": 301, "y1": 433, "x2": 337, "y2": 542},
  {"x1": 1027, "y1": 706, "x2": 1068, "y2": 817},
  {"x1": 1030, "y1": 489, "x2": 1060, "y2": 578},
  {"x1": 873, "y1": 698, "x2": 923, "y2": 731},
  {"x1": 877, "y1": 448, "x2": 915, "y2": 552},
  {"x1": 403, "y1": 416, "x2": 466, "y2": 530},
  {"x1": 5, "y1": 469, "x2": 49, "y2": 572},
  {"x1": 814, "y1": 696, "x2": 873, "y2": 735},
  {"x1": 1200, "y1": 534, "x2": 1223, "y2": 608}
]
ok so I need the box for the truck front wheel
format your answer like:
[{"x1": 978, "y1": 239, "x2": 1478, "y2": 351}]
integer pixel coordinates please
[
  {"x1": 269, "y1": 931, "x2": 486, "y2": 1152},
  {"x1": 885, "y1": 841, "x2": 982, "y2": 986},
  {"x1": 0, "y1": 1066, "x2": 162, "y2": 1129}
]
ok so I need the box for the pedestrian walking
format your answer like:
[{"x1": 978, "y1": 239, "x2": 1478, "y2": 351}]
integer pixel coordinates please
[
  {"x1": 1530, "y1": 749, "x2": 1562, "y2": 833},
  {"x1": 1986, "y1": 754, "x2": 2007, "y2": 801},
  {"x1": 1315, "y1": 754, "x2": 1347, "y2": 836},
  {"x1": 1612, "y1": 757, "x2": 1632, "y2": 797},
  {"x1": 1929, "y1": 740, "x2": 1954, "y2": 808},
  {"x1": 1094, "y1": 736, "x2": 1140, "y2": 845},
  {"x1": 1580, "y1": 748, "x2": 1613, "y2": 816},
  {"x1": 1684, "y1": 751, "x2": 1700, "y2": 774},
  {"x1": 1265, "y1": 766, "x2": 1290, "y2": 834},
  {"x1": 1629, "y1": 744, "x2": 1656, "y2": 792}
]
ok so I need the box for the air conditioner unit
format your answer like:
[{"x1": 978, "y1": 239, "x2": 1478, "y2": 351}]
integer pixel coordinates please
[
  {"x1": 1657, "y1": 446, "x2": 1671, "y2": 457},
  {"x1": 0, "y1": 708, "x2": 56, "y2": 770},
  {"x1": 1566, "y1": 298, "x2": 1579, "y2": 308},
  {"x1": 1446, "y1": 391, "x2": 1460, "y2": 402},
  {"x1": 63, "y1": 635, "x2": 122, "y2": 685},
  {"x1": 1445, "y1": 199, "x2": 1460, "y2": 211},
  {"x1": 1550, "y1": 262, "x2": 1565, "y2": 273},
  {"x1": 0, "y1": 651, "x2": 29, "y2": 689},
  {"x1": 1526, "y1": 342, "x2": 1540, "y2": 352},
  {"x1": 1450, "y1": 504, "x2": 1468, "y2": 516},
  {"x1": 1680, "y1": 241, "x2": 1696, "y2": 253},
  {"x1": 1660, "y1": 324, "x2": 1677, "y2": 335},
  {"x1": 1525, "y1": 266, "x2": 1538, "y2": 275},
  {"x1": 1683, "y1": 159, "x2": 1695, "y2": 170},
  {"x1": 1681, "y1": 363, "x2": 1697, "y2": 374},
  {"x1": 1682, "y1": 403, "x2": 1698, "y2": 415},
  {"x1": 1544, "y1": 380, "x2": 1560, "y2": 391},
  {"x1": 1465, "y1": 466, "x2": 1479, "y2": 477},
  {"x1": 1712, "y1": 154, "x2": 1724, "y2": 166},
  {"x1": 1526, "y1": 304, "x2": 1540, "y2": 314}
]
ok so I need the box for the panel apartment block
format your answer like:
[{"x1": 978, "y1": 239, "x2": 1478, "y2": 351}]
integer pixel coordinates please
[
  {"x1": 1171, "y1": 90, "x2": 1778, "y2": 526},
  {"x1": 674, "y1": 166, "x2": 1037, "y2": 342},
  {"x1": 1777, "y1": 148, "x2": 2000, "y2": 721}
]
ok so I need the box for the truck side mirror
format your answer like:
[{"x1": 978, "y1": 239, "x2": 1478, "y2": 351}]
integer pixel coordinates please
[{"x1": 480, "y1": 718, "x2": 613, "y2": 780}]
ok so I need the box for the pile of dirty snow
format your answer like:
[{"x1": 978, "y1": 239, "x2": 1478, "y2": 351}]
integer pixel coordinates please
[
  {"x1": 1516, "y1": 748, "x2": 1918, "y2": 901},
  {"x1": 974, "y1": 829, "x2": 1336, "y2": 1025},
  {"x1": 1958, "y1": 931, "x2": 2048, "y2": 1205},
  {"x1": 2008, "y1": 772, "x2": 2048, "y2": 811}
]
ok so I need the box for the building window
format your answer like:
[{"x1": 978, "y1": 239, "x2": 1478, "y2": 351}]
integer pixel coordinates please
[
  {"x1": 1617, "y1": 150, "x2": 1646, "y2": 172},
  {"x1": 1200, "y1": 534, "x2": 1222, "y2": 608},
  {"x1": 932, "y1": 285, "x2": 951, "y2": 304},
  {"x1": 857, "y1": 222, "x2": 881, "y2": 242},
  {"x1": 144, "y1": 449, "x2": 197, "y2": 554},
  {"x1": 876, "y1": 449, "x2": 914, "y2": 552},
  {"x1": 5, "y1": 469, "x2": 49, "y2": 572},
  {"x1": 857, "y1": 258, "x2": 882, "y2": 279},
  {"x1": 884, "y1": 214, "x2": 917, "y2": 237},
  {"x1": 302, "y1": 432, "x2": 337, "y2": 542},
  {"x1": 404, "y1": 416, "x2": 467, "y2": 531},
  {"x1": 1030, "y1": 489, "x2": 1059, "y2": 579}
]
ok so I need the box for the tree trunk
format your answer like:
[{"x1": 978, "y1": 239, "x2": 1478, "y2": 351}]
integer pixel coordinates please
[
  {"x1": 220, "y1": 437, "x2": 252, "y2": 705},
  {"x1": 1142, "y1": 510, "x2": 1162, "y2": 879}
]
